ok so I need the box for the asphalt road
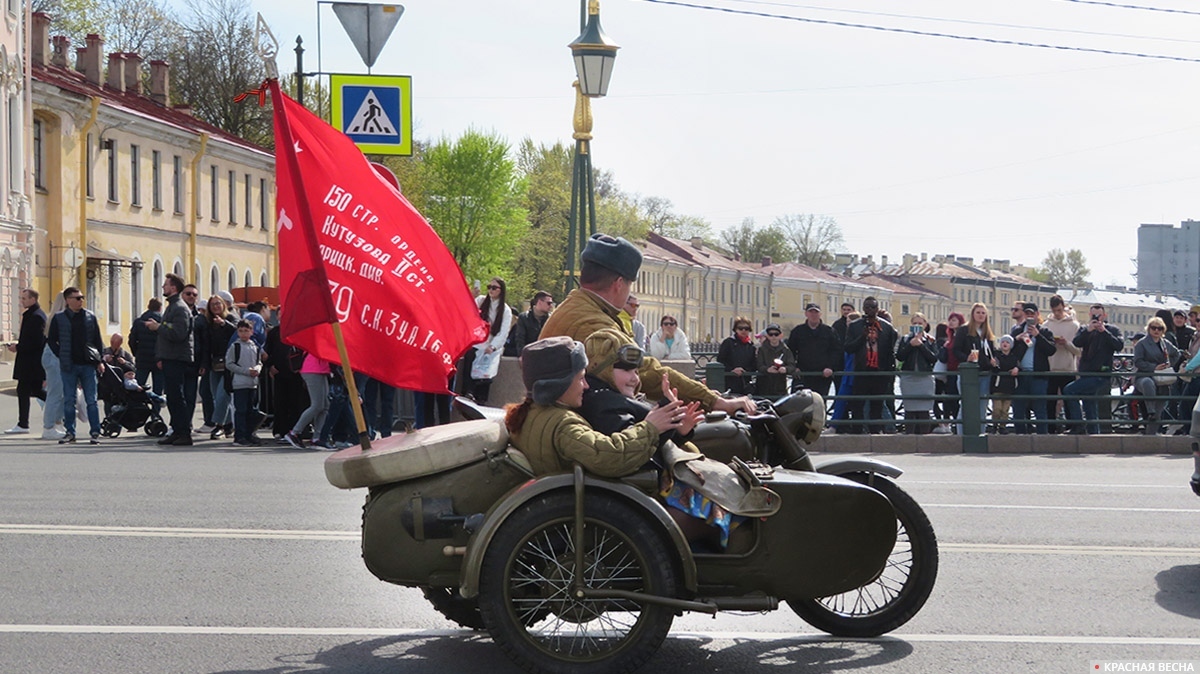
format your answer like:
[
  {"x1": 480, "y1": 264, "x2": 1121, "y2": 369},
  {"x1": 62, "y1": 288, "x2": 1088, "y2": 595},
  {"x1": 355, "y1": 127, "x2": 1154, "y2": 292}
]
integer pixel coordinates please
[{"x1": 1, "y1": 394, "x2": 1199, "y2": 674}]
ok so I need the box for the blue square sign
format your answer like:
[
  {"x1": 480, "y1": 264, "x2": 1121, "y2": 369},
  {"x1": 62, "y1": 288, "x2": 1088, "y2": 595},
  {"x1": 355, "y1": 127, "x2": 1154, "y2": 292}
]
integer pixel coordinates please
[{"x1": 331, "y1": 74, "x2": 413, "y2": 156}]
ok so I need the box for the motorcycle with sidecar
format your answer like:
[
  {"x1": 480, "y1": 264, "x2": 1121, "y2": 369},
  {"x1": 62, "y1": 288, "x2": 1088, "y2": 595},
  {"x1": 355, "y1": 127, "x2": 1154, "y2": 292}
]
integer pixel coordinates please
[{"x1": 324, "y1": 391, "x2": 938, "y2": 673}]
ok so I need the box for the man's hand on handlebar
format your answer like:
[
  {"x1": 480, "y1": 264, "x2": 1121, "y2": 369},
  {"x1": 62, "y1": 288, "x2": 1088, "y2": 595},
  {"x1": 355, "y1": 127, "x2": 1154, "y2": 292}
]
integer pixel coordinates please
[{"x1": 712, "y1": 396, "x2": 755, "y2": 416}]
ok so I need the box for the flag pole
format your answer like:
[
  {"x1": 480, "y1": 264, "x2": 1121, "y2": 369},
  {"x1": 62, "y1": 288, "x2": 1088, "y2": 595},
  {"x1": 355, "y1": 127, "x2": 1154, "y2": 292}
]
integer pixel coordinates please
[
  {"x1": 332, "y1": 322, "x2": 372, "y2": 449},
  {"x1": 259, "y1": 28, "x2": 373, "y2": 449}
]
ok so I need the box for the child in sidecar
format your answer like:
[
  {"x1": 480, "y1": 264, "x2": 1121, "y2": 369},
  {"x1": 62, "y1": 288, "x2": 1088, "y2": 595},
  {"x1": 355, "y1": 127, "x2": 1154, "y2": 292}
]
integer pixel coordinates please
[
  {"x1": 503, "y1": 336, "x2": 690, "y2": 477},
  {"x1": 507, "y1": 334, "x2": 777, "y2": 550}
]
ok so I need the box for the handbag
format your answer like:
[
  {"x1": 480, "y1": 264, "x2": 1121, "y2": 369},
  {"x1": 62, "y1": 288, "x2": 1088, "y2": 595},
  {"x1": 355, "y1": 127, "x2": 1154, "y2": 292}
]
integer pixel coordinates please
[
  {"x1": 1154, "y1": 364, "x2": 1177, "y2": 386},
  {"x1": 85, "y1": 345, "x2": 103, "y2": 365}
]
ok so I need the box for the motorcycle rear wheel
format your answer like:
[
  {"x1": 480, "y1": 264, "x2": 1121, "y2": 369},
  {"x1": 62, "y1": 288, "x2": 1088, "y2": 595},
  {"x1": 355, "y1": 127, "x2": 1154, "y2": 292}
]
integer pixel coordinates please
[
  {"x1": 789, "y1": 473, "x2": 938, "y2": 637},
  {"x1": 479, "y1": 492, "x2": 676, "y2": 674}
]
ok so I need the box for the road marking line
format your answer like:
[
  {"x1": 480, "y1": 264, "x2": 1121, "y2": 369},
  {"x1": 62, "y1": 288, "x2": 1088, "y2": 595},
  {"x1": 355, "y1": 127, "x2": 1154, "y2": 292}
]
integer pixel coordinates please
[
  {"x1": 0, "y1": 625, "x2": 1195, "y2": 646},
  {"x1": 942, "y1": 543, "x2": 1200, "y2": 557},
  {"x1": 908, "y1": 480, "x2": 1184, "y2": 489},
  {"x1": 2, "y1": 525, "x2": 1198, "y2": 557},
  {"x1": 0, "y1": 524, "x2": 358, "y2": 541},
  {"x1": 925, "y1": 503, "x2": 1200, "y2": 513}
]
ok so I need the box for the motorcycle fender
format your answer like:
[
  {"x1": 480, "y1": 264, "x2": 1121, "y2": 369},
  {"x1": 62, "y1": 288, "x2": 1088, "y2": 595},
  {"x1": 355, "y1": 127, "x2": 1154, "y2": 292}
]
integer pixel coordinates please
[
  {"x1": 813, "y1": 457, "x2": 903, "y2": 480},
  {"x1": 459, "y1": 474, "x2": 697, "y2": 599}
]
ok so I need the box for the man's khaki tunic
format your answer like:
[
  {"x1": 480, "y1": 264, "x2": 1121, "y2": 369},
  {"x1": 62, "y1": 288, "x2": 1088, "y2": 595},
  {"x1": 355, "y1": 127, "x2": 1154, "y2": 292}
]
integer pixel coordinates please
[{"x1": 541, "y1": 289, "x2": 717, "y2": 409}]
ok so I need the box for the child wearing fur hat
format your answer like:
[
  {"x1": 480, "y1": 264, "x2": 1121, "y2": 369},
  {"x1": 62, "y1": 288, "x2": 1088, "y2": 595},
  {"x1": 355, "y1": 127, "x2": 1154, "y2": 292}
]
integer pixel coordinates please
[
  {"x1": 991, "y1": 334, "x2": 1026, "y2": 434},
  {"x1": 504, "y1": 336, "x2": 691, "y2": 478}
]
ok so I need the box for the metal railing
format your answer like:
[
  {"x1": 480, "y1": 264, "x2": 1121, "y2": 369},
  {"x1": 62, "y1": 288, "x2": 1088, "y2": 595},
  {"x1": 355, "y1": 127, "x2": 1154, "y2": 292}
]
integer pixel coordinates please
[{"x1": 699, "y1": 362, "x2": 1198, "y2": 452}]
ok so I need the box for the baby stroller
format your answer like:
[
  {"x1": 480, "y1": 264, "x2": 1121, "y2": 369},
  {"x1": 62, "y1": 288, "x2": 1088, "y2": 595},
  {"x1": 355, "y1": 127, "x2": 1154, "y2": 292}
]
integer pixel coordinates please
[{"x1": 97, "y1": 362, "x2": 169, "y2": 438}]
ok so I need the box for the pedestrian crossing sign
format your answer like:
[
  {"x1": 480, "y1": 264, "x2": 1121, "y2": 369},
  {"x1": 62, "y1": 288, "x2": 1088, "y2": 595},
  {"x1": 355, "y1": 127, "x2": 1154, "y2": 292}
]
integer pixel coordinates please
[{"x1": 330, "y1": 74, "x2": 413, "y2": 156}]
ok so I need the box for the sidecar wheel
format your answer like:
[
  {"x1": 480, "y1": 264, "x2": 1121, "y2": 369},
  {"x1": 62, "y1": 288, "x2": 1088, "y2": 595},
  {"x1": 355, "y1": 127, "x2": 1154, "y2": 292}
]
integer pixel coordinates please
[
  {"x1": 479, "y1": 492, "x2": 676, "y2": 674},
  {"x1": 789, "y1": 473, "x2": 938, "y2": 637},
  {"x1": 420, "y1": 586, "x2": 485, "y2": 631}
]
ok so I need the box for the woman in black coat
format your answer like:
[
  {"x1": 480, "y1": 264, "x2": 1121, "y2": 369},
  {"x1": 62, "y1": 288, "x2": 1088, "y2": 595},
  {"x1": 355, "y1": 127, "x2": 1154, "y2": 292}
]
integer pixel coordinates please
[
  {"x1": 717, "y1": 316, "x2": 757, "y2": 395},
  {"x1": 7, "y1": 289, "x2": 47, "y2": 433}
]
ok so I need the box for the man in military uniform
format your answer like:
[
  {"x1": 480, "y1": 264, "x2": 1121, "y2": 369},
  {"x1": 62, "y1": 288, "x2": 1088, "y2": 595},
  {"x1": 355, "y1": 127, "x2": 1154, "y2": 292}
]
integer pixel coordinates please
[{"x1": 540, "y1": 233, "x2": 753, "y2": 416}]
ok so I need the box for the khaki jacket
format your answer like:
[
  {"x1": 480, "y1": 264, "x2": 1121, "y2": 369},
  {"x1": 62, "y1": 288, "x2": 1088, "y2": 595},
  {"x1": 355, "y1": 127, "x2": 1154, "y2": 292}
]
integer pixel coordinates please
[
  {"x1": 512, "y1": 404, "x2": 658, "y2": 478},
  {"x1": 541, "y1": 289, "x2": 717, "y2": 408}
]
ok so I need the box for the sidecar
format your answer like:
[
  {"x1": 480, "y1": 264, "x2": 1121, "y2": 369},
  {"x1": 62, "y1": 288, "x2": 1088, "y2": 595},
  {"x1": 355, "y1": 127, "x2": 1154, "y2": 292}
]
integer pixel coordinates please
[{"x1": 326, "y1": 417, "x2": 905, "y2": 673}]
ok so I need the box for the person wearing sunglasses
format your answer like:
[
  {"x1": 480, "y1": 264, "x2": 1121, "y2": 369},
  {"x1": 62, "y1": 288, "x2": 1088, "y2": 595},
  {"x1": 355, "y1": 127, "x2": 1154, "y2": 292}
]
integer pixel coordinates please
[
  {"x1": 1133, "y1": 316, "x2": 1180, "y2": 436},
  {"x1": 755, "y1": 323, "x2": 794, "y2": 399},
  {"x1": 462, "y1": 277, "x2": 512, "y2": 404},
  {"x1": 648, "y1": 315, "x2": 690, "y2": 361},
  {"x1": 717, "y1": 317, "x2": 758, "y2": 395},
  {"x1": 46, "y1": 286, "x2": 104, "y2": 444}
]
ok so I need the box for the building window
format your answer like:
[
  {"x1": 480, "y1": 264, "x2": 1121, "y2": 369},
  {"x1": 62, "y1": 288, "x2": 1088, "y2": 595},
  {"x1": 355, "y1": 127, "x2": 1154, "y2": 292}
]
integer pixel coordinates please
[
  {"x1": 129, "y1": 144, "x2": 140, "y2": 205},
  {"x1": 228, "y1": 267, "x2": 236, "y2": 291},
  {"x1": 228, "y1": 170, "x2": 237, "y2": 223},
  {"x1": 172, "y1": 155, "x2": 183, "y2": 214},
  {"x1": 107, "y1": 262, "x2": 120, "y2": 322},
  {"x1": 244, "y1": 270, "x2": 252, "y2": 287},
  {"x1": 151, "y1": 150, "x2": 162, "y2": 210},
  {"x1": 259, "y1": 178, "x2": 268, "y2": 230},
  {"x1": 153, "y1": 259, "x2": 163, "y2": 298},
  {"x1": 33, "y1": 119, "x2": 43, "y2": 190},
  {"x1": 244, "y1": 174, "x2": 252, "y2": 227},
  {"x1": 106, "y1": 139, "x2": 118, "y2": 202},
  {"x1": 210, "y1": 165, "x2": 219, "y2": 220},
  {"x1": 210, "y1": 266, "x2": 220, "y2": 295},
  {"x1": 131, "y1": 263, "x2": 142, "y2": 314},
  {"x1": 8, "y1": 95, "x2": 19, "y2": 193}
]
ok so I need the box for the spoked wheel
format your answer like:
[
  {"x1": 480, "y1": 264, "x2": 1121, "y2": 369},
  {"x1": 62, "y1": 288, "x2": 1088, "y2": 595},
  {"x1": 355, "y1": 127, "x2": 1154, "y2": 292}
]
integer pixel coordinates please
[
  {"x1": 479, "y1": 492, "x2": 676, "y2": 674},
  {"x1": 790, "y1": 473, "x2": 938, "y2": 637},
  {"x1": 100, "y1": 418, "x2": 122, "y2": 438},
  {"x1": 421, "y1": 586, "x2": 485, "y2": 631}
]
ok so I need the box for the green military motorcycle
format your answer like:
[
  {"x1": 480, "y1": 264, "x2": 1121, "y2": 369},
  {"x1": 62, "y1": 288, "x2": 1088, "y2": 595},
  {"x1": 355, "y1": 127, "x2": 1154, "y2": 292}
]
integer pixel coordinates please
[{"x1": 325, "y1": 391, "x2": 938, "y2": 673}]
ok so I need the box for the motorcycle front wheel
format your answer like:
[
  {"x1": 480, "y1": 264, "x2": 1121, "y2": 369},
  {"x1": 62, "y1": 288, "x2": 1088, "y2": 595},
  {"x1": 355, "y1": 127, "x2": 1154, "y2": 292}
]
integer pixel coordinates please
[
  {"x1": 789, "y1": 473, "x2": 938, "y2": 637},
  {"x1": 478, "y1": 492, "x2": 677, "y2": 674}
]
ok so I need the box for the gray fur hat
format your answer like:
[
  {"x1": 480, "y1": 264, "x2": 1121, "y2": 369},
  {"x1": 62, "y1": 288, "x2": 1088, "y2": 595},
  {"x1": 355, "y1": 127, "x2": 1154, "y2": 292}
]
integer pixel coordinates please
[
  {"x1": 521, "y1": 337, "x2": 588, "y2": 405},
  {"x1": 581, "y1": 233, "x2": 642, "y2": 281}
]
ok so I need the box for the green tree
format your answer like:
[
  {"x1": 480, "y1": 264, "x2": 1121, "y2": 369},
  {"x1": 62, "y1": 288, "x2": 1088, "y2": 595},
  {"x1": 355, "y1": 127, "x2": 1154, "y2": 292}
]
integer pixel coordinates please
[
  {"x1": 776, "y1": 213, "x2": 844, "y2": 268},
  {"x1": 719, "y1": 218, "x2": 796, "y2": 265},
  {"x1": 638, "y1": 195, "x2": 712, "y2": 240},
  {"x1": 166, "y1": 0, "x2": 273, "y2": 146},
  {"x1": 511, "y1": 139, "x2": 573, "y2": 300},
  {"x1": 413, "y1": 129, "x2": 528, "y2": 285},
  {"x1": 1038, "y1": 248, "x2": 1091, "y2": 288}
]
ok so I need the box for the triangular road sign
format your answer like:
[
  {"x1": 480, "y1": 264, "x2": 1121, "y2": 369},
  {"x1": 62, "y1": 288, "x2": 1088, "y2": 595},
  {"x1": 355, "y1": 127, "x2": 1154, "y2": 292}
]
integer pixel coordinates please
[
  {"x1": 332, "y1": 3, "x2": 404, "y2": 69},
  {"x1": 346, "y1": 89, "x2": 397, "y2": 136}
]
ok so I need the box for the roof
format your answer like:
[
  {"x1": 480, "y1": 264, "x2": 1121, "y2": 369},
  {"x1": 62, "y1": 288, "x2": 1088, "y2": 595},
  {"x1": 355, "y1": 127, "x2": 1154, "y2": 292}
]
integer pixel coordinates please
[
  {"x1": 855, "y1": 273, "x2": 950, "y2": 299},
  {"x1": 1061, "y1": 287, "x2": 1191, "y2": 311},
  {"x1": 32, "y1": 61, "x2": 271, "y2": 157}
]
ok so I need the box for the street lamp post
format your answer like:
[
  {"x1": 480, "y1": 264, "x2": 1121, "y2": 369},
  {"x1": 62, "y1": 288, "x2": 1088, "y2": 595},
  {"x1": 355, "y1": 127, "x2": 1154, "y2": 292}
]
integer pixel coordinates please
[{"x1": 565, "y1": 0, "x2": 618, "y2": 292}]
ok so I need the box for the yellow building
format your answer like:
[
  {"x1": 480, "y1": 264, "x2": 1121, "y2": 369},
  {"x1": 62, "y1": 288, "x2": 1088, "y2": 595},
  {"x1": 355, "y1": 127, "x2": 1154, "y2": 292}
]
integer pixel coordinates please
[{"x1": 30, "y1": 15, "x2": 274, "y2": 336}]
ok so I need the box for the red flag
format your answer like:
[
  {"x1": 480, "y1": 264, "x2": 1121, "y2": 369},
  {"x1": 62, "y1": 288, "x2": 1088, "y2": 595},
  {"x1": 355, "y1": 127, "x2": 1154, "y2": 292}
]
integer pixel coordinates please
[{"x1": 270, "y1": 82, "x2": 489, "y2": 393}]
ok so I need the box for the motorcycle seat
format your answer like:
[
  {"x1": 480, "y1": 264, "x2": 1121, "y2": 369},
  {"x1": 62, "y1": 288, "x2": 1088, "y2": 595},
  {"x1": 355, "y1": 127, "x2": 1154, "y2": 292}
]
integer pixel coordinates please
[{"x1": 324, "y1": 418, "x2": 510, "y2": 489}]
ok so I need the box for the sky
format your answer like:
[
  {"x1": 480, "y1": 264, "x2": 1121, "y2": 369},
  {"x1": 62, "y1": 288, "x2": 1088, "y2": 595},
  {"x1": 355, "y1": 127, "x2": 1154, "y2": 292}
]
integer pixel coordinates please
[{"x1": 225, "y1": 0, "x2": 1200, "y2": 289}]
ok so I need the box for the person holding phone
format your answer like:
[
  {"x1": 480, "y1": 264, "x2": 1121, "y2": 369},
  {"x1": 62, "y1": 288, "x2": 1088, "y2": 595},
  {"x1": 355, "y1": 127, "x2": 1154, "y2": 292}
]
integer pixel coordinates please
[
  {"x1": 896, "y1": 313, "x2": 938, "y2": 434},
  {"x1": 1063, "y1": 303, "x2": 1124, "y2": 434},
  {"x1": 1009, "y1": 302, "x2": 1056, "y2": 434}
]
